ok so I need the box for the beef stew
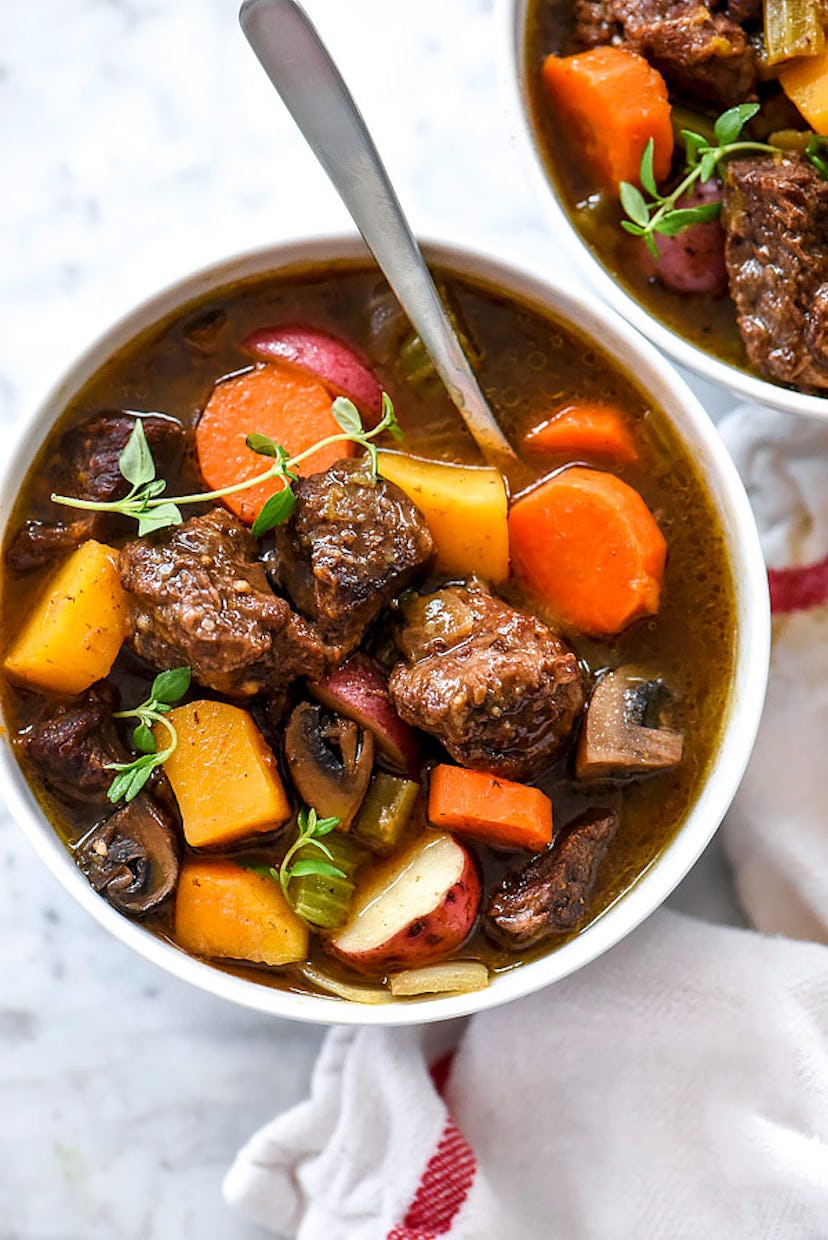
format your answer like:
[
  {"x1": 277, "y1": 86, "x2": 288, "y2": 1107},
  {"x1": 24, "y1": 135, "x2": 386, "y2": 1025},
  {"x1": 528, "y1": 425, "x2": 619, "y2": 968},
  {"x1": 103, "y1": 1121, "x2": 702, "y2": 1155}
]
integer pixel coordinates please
[{"x1": 1, "y1": 262, "x2": 736, "y2": 1003}]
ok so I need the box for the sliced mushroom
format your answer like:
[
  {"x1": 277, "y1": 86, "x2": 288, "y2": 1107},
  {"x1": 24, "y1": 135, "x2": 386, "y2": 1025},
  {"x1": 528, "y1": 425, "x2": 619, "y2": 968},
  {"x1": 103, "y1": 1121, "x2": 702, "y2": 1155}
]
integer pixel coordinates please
[
  {"x1": 284, "y1": 701, "x2": 374, "y2": 827},
  {"x1": 76, "y1": 794, "x2": 179, "y2": 915},
  {"x1": 576, "y1": 667, "x2": 684, "y2": 780}
]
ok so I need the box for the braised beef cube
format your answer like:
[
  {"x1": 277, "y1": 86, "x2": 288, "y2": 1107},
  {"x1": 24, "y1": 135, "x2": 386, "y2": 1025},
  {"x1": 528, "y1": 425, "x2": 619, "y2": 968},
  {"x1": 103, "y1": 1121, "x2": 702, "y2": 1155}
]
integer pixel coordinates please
[
  {"x1": 5, "y1": 414, "x2": 186, "y2": 572},
  {"x1": 271, "y1": 459, "x2": 434, "y2": 653},
  {"x1": 17, "y1": 682, "x2": 129, "y2": 809},
  {"x1": 269, "y1": 459, "x2": 433, "y2": 652},
  {"x1": 723, "y1": 155, "x2": 828, "y2": 391},
  {"x1": 6, "y1": 519, "x2": 95, "y2": 573},
  {"x1": 119, "y1": 507, "x2": 328, "y2": 698},
  {"x1": 388, "y1": 581, "x2": 584, "y2": 782},
  {"x1": 77, "y1": 793, "x2": 179, "y2": 915},
  {"x1": 485, "y1": 807, "x2": 619, "y2": 948},
  {"x1": 573, "y1": 0, "x2": 757, "y2": 109}
]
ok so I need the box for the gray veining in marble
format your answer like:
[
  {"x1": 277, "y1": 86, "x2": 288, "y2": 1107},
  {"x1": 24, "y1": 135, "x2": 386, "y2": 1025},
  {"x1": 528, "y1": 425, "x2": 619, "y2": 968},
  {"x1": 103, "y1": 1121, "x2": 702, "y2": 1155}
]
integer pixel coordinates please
[{"x1": 0, "y1": 2, "x2": 740, "y2": 1235}]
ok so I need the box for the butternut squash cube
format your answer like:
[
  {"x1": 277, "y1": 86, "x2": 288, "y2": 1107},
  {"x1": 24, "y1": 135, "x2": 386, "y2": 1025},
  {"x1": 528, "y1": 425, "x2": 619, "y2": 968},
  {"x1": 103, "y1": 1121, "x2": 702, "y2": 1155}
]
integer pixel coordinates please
[
  {"x1": 377, "y1": 451, "x2": 510, "y2": 584},
  {"x1": 175, "y1": 859, "x2": 308, "y2": 966},
  {"x1": 780, "y1": 51, "x2": 828, "y2": 133},
  {"x1": 4, "y1": 540, "x2": 127, "y2": 694},
  {"x1": 159, "y1": 699, "x2": 291, "y2": 848}
]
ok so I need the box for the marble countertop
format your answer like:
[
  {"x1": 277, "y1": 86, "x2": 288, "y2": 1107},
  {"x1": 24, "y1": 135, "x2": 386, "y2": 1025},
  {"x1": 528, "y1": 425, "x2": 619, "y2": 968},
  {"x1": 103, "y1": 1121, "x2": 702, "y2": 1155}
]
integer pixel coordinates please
[{"x1": 1, "y1": 3, "x2": 739, "y2": 1236}]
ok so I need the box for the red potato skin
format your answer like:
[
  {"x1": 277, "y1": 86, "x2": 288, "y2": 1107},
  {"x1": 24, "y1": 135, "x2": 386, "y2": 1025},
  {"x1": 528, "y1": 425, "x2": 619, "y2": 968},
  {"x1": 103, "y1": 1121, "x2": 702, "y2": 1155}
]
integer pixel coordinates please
[
  {"x1": 309, "y1": 654, "x2": 421, "y2": 778},
  {"x1": 326, "y1": 844, "x2": 482, "y2": 975},
  {"x1": 241, "y1": 324, "x2": 383, "y2": 421},
  {"x1": 639, "y1": 180, "x2": 727, "y2": 295}
]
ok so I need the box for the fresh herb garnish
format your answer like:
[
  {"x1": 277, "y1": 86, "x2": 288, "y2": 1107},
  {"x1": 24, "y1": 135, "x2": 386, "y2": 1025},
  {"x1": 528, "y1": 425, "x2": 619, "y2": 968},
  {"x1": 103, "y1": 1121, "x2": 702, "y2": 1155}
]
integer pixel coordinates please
[
  {"x1": 51, "y1": 392, "x2": 403, "y2": 538},
  {"x1": 278, "y1": 807, "x2": 345, "y2": 901},
  {"x1": 619, "y1": 104, "x2": 828, "y2": 257},
  {"x1": 106, "y1": 666, "x2": 191, "y2": 803}
]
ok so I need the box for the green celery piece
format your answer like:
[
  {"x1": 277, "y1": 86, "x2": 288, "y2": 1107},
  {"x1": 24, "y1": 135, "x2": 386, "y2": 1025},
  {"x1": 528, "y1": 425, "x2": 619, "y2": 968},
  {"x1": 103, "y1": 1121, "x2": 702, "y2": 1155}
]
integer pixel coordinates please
[
  {"x1": 289, "y1": 832, "x2": 363, "y2": 929},
  {"x1": 352, "y1": 774, "x2": 420, "y2": 855},
  {"x1": 764, "y1": 0, "x2": 824, "y2": 64},
  {"x1": 291, "y1": 871, "x2": 355, "y2": 929}
]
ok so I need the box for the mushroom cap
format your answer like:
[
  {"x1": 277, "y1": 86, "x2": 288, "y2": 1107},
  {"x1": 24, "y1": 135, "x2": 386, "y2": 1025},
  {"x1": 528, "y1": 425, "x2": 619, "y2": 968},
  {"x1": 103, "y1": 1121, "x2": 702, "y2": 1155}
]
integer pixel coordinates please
[{"x1": 77, "y1": 794, "x2": 180, "y2": 915}]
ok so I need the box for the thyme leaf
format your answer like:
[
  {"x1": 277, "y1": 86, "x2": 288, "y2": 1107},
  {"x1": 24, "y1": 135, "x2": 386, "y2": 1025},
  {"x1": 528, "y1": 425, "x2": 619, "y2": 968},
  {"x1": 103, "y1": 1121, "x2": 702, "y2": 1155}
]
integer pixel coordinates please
[{"x1": 106, "y1": 667, "x2": 191, "y2": 803}]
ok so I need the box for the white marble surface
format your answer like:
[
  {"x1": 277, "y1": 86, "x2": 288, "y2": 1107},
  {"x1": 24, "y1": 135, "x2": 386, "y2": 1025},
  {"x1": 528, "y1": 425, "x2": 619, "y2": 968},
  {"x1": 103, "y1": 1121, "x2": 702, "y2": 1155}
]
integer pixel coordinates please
[{"x1": 1, "y1": 2, "x2": 741, "y2": 1236}]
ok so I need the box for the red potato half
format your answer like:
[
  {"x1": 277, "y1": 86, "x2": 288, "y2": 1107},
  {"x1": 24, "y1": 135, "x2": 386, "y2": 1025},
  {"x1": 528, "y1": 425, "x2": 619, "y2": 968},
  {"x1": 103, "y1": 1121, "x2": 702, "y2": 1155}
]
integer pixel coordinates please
[
  {"x1": 326, "y1": 831, "x2": 481, "y2": 975},
  {"x1": 241, "y1": 324, "x2": 383, "y2": 421},
  {"x1": 638, "y1": 181, "x2": 727, "y2": 295},
  {"x1": 309, "y1": 654, "x2": 421, "y2": 777}
]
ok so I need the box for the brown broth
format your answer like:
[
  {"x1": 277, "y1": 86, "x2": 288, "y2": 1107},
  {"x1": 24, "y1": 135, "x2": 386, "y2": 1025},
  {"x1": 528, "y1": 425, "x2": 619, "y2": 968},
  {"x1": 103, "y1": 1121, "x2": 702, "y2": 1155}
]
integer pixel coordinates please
[{"x1": 0, "y1": 260, "x2": 736, "y2": 999}]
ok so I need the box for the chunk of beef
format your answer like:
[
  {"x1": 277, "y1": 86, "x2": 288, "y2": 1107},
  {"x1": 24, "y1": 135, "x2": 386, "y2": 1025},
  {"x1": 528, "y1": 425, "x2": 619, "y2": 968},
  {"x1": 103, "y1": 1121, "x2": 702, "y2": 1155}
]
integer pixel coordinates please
[
  {"x1": 723, "y1": 155, "x2": 828, "y2": 391},
  {"x1": 6, "y1": 519, "x2": 94, "y2": 573},
  {"x1": 388, "y1": 581, "x2": 585, "y2": 781},
  {"x1": 119, "y1": 507, "x2": 328, "y2": 697},
  {"x1": 77, "y1": 793, "x2": 179, "y2": 915},
  {"x1": 270, "y1": 460, "x2": 434, "y2": 654},
  {"x1": 17, "y1": 682, "x2": 128, "y2": 809},
  {"x1": 573, "y1": 0, "x2": 757, "y2": 108},
  {"x1": 485, "y1": 808, "x2": 619, "y2": 948},
  {"x1": 5, "y1": 414, "x2": 186, "y2": 572}
]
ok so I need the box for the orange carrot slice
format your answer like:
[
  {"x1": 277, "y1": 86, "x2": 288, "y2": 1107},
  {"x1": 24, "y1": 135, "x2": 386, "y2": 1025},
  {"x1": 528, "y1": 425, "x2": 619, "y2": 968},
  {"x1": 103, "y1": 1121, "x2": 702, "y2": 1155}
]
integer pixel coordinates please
[
  {"x1": 523, "y1": 404, "x2": 639, "y2": 464},
  {"x1": 508, "y1": 466, "x2": 666, "y2": 636},
  {"x1": 196, "y1": 361, "x2": 354, "y2": 524},
  {"x1": 542, "y1": 47, "x2": 673, "y2": 192},
  {"x1": 428, "y1": 764, "x2": 553, "y2": 852}
]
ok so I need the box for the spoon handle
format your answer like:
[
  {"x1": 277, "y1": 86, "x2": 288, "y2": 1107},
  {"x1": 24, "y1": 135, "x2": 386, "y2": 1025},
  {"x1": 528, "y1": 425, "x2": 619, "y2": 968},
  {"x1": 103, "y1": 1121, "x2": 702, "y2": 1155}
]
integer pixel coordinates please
[{"x1": 239, "y1": 0, "x2": 516, "y2": 465}]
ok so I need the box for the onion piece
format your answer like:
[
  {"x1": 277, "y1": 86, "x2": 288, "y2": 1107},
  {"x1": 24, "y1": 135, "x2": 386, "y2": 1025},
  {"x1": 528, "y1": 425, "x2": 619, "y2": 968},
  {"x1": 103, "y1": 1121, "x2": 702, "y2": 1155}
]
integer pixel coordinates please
[
  {"x1": 299, "y1": 963, "x2": 392, "y2": 1005},
  {"x1": 389, "y1": 961, "x2": 490, "y2": 997}
]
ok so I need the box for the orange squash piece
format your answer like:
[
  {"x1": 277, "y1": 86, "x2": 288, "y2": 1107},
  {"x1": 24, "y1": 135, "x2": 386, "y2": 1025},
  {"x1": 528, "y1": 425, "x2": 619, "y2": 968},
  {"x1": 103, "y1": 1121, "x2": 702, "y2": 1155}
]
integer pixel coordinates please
[
  {"x1": 175, "y1": 859, "x2": 308, "y2": 966},
  {"x1": 3, "y1": 540, "x2": 127, "y2": 694},
  {"x1": 377, "y1": 451, "x2": 509, "y2": 583},
  {"x1": 159, "y1": 700, "x2": 291, "y2": 848}
]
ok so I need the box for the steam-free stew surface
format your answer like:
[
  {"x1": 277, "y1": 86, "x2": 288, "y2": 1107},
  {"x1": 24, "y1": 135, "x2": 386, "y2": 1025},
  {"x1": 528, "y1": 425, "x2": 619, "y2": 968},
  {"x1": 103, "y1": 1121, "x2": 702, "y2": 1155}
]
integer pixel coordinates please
[{"x1": 1, "y1": 261, "x2": 735, "y2": 995}]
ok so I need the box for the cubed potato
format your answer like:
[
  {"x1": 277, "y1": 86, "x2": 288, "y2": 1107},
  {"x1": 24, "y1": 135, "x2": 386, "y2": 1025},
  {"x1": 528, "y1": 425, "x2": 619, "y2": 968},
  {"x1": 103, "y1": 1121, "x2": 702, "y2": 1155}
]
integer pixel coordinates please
[
  {"x1": 377, "y1": 451, "x2": 509, "y2": 583},
  {"x1": 4, "y1": 540, "x2": 127, "y2": 694},
  {"x1": 175, "y1": 859, "x2": 308, "y2": 966},
  {"x1": 160, "y1": 700, "x2": 291, "y2": 848}
]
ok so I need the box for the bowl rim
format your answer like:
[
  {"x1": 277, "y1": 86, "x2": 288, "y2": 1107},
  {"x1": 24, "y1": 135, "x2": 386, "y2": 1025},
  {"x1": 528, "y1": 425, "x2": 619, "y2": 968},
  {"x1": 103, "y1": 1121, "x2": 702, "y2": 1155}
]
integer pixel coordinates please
[
  {"x1": 0, "y1": 234, "x2": 770, "y2": 1025},
  {"x1": 498, "y1": 0, "x2": 828, "y2": 423}
]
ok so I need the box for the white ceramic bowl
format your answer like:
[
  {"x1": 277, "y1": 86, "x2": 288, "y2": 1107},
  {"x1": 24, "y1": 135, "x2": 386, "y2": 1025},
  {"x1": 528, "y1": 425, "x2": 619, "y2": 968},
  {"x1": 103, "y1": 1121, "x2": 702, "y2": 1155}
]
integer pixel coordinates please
[
  {"x1": 0, "y1": 236, "x2": 770, "y2": 1025},
  {"x1": 501, "y1": 0, "x2": 828, "y2": 421}
]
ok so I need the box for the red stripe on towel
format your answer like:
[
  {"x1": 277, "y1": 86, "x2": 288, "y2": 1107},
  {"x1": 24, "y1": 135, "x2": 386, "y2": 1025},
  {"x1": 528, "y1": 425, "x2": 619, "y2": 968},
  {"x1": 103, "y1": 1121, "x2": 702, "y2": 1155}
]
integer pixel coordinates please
[
  {"x1": 386, "y1": 1054, "x2": 477, "y2": 1240},
  {"x1": 768, "y1": 554, "x2": 828, "y2": 614}
]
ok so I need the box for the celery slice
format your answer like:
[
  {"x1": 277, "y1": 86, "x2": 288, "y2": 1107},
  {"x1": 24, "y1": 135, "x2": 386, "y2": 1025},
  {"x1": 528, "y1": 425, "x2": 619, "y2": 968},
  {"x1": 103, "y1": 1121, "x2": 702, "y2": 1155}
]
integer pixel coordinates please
[
  {"x1": 289, "y1": 832, "x2": 363, "y2": 929},
  {"x1": 352, "y1": 773, "x2": 420, "y2": 855},
  {"x1": 764, "y1": 0, "x2": 825, "y2": 65}
]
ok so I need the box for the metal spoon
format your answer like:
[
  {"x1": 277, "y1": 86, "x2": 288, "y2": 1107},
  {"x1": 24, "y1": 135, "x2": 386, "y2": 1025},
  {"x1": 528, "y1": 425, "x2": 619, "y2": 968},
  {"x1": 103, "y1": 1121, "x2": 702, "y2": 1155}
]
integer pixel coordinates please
[{"x1": 239, "y1": 0, "x2": 516, "y2": 468}]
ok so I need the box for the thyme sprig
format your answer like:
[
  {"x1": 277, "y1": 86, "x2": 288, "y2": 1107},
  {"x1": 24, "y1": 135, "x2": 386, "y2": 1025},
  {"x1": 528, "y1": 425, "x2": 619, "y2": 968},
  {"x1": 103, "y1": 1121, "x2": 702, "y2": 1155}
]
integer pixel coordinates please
[
  {"x1": 51, "y1": 392, "x2": 403, "y2": 539},
  {"x1": 106, "y1": 667, "x2": 191, "y2": 803},
  {"x1": 619, "y1": 103, "x2": 828, "y2": 258},
  {"x1": 244, "y1": 808, "x2": 345, "y2": 899}
]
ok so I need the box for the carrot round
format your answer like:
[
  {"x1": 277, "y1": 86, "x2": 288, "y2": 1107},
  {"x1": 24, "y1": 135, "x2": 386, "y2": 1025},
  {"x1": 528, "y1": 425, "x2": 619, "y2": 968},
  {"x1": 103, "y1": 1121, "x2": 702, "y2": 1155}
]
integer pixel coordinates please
[
  {"x1": 508, "y1": 466, "x2": 666, "y2": 636},
  {"x1": 196, "y1": 361, "x2": 355, "y2": 524},
  {"x1": 542, "y1": 47, "x2": 673, "y2": 192},
  {"x1": 428, "y1": 764, "x2": 553, "y2": 853},
  {"x1": 523, "y1": 404, "x2": 639, "y2": 464}
]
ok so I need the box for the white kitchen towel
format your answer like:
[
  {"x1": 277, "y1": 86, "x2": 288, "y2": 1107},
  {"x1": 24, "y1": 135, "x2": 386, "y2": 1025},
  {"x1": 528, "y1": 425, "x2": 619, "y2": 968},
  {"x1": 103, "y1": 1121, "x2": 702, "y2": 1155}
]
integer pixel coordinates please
[{"x1": 225, "y1": 402, "x2": 828, "y2": 1239}]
